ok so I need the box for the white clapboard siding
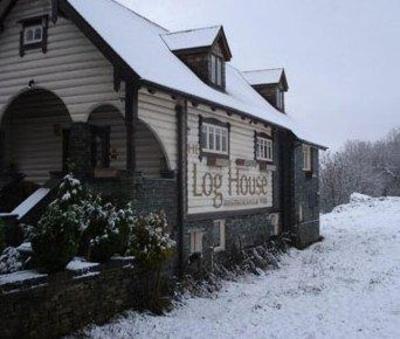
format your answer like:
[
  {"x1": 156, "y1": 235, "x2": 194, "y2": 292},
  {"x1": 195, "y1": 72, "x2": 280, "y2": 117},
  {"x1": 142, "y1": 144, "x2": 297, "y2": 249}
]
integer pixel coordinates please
[
  {"x1": 187, "y1": 104, "x2": 274, "y2": 215},
  {"x1": 138, "y1": 89, "x2": 177, "y2": 170},
  {"x1": 4, "y1": 110, "x2": 71, "y2": 185},
  {"x1": 0, "y1": 0, "x2": 124, "y2": 124}
]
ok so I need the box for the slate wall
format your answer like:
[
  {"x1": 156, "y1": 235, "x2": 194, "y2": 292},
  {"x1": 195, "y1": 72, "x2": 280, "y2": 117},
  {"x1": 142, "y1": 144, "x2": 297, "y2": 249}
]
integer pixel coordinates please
[{"x1": 0, "y1": 260, "x2": 143, "y2": 339}]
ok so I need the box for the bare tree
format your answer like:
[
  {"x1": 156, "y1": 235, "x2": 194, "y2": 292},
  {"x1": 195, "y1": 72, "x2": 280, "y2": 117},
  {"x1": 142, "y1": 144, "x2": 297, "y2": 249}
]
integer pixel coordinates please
[{"x1": 320, "y1": 128, "x2": 400, "y2": 212}]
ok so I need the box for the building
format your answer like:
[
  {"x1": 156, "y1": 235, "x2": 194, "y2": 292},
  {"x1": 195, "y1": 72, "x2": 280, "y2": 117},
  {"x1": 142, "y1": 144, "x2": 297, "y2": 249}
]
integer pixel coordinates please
[{"x1": 0, "y1": 0, "x2": 326, "y2": 272}]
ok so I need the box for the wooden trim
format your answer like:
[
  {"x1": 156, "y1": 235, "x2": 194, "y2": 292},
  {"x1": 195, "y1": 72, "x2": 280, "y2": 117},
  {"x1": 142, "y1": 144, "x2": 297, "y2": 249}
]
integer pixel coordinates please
[
  {"x1": 0, "y1": 0, "x2": 18, "y2": 32},
  {"x1": 51, "y1": 0, "x2": 59, "y2": 23},
  {"x1": 176, "y1": 99, "x2": 187, "y2": 276},
  {"x1": 125, "y1": 81, "x2": 139, "y2": 172},
  {"x1": 185, "y1": 207, "x2": 280, "y2": 222}
]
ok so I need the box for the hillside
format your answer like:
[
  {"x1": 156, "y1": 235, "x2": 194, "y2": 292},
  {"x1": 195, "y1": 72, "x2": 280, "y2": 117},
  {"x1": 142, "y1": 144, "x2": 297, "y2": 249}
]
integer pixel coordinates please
[{"x1": 81, "y1": 194, "x2": 400, "y2": 339}]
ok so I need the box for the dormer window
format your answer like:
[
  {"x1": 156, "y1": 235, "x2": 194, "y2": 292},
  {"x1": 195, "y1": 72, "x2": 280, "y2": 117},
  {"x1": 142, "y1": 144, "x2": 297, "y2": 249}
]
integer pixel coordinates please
[
  {"x1": 19, "y1": 15, "x2": 49, "y2": 57},
  {"x1": 210, "y1": 54, "x2": 224, "y2": 88},
  {"x1": 162, "y1": 26, "x2": 231, "y2": 91}
]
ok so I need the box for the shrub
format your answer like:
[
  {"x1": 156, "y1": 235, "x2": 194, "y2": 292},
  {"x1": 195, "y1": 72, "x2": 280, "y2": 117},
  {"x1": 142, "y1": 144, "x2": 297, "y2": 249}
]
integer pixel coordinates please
[
  {"x1": 128, "y1": 211, "x2": 175, "y2": 313},
  {"x1": 31, "y1": 175, "x2": 86, "y2": 273},
  {"x1": 82, "y1": 197, "x2": 122, "y2": 263},
  {"x1": 0, "y1": 247, "x2": 23, "y2": 274},
  {"x1": 0, "y1": 219, "x2": 5, "y2": 254}
]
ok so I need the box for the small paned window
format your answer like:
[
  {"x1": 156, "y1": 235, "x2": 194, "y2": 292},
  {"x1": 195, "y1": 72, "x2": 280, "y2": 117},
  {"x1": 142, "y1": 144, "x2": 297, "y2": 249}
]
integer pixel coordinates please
[
  {"x1": 256, "y1": 136, "x2": 273, "y2": 162},
  {"x1": 303, "y1": 144, "x2": 312, "y2": 172},
  {"x1": 210, "y1": 54, "x2": 224, "y2": 87},
  {"x1": 201, "y1": 123, "x2": 229, "y2": 155},
  {"x1": 190, "y1": 230, "x2": 203, "y2": 254},
  {"x1": 24, "y1": 25, "x2": 43, "y2": 45},
  {"x1": 19, "y1": 15, "x2": 49, "y2": 57},
  {"x1": 213, "y1": 220, "x2": 226, "y2": 252}
]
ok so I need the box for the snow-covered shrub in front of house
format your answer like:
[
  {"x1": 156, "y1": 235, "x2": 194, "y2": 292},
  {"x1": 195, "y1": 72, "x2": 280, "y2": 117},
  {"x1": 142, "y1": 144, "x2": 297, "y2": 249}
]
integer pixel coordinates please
[
  {"x1": 128, "y1": 211, "x2": 175, "y2": 271},
  {"x1": 0, "y1": 247, "x2": 24, "y2": 274},
  {"x1": 128, "y1": 210, "x2": 175, "y2": 313},
  {"x1": 82, "y1": 196, "x2": 122, "y2": 263},
  {"x1": 31, "y1": 175, "x2": 87, "y2": 273}
]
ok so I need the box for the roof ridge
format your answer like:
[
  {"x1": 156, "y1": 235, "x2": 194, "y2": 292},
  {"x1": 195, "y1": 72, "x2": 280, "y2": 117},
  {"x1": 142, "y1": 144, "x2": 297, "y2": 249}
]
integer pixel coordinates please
[
  {"x1": 242, "y1": 68, "x2": 284, "y2": 74},
  {"x1": 162, "y1": 25, "x2": 222, "y2": 36},
  {"x1": 110, "y1": 0, "x2": 169, "y2": 33}
]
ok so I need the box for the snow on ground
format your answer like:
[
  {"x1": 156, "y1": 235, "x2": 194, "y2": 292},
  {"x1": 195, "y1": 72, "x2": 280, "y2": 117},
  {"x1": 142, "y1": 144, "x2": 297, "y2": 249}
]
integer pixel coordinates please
[{"x1": 81, "y1": 195, "x2": 400, "y2": 339}]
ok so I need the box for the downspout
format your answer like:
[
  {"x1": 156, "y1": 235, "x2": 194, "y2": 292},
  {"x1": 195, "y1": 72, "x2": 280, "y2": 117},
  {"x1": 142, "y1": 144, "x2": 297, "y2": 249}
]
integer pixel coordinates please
[{"x1": 175, "y1": 98, "x2": 187, "y2": 277}]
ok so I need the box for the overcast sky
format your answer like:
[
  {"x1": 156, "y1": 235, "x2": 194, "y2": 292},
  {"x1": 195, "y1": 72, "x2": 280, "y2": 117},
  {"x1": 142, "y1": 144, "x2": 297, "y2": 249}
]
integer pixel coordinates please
[{"x1": 116, "y1": 0, "x2": 400, "y2": 150}]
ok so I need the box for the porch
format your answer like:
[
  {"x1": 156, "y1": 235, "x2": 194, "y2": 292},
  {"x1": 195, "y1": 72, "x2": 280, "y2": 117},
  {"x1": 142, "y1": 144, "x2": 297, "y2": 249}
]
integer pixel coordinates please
[{"x1": 0, "y1": 88, "x2": 175, "y2": 218}]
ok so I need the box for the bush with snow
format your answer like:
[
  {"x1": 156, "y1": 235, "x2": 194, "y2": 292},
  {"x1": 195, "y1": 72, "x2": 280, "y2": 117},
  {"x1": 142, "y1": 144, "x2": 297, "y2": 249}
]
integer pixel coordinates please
[
  {"x1": 128, "y1": 210, "x2": 175, "y2": 313},
  {"x1": 0, "y1": 247, "x2": 23, "y2": 274},
  {"x1": 31, "y1": 175, "x2": 87, "y2": 273},
  {"x1": 82, "y1": 197, "x2": 125, "y2": 263}
]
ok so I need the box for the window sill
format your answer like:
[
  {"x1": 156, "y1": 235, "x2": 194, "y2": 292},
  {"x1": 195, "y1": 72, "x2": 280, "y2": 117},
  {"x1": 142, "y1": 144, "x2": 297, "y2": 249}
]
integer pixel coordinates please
[{"x1": 201, "y1": 151, "x2": 229, "y2": 160}]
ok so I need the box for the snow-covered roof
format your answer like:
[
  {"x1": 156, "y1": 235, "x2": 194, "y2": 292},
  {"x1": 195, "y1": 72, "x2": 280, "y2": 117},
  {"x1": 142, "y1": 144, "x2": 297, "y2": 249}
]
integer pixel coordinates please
[
  {"x1": 67, "y1": 0, "x2": 325, "y2": 148},
  {"x1": 243, "y1": 68, "x2": 285, "y2": 86},
  {"x1": 162, "y1": 26, "x2": 222, "y2": 51}
]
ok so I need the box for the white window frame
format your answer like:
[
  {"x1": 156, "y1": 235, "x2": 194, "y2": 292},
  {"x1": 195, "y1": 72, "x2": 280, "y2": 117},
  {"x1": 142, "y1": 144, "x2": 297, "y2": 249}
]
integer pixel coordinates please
[
  {"x1": 190, "y1": 230, "x2": 203, "y2": 255},
  {"x1": 210, "y1": 54, "x2": 223, "y2": 87},
  {"x1": 23, "y1": 24, "x2": 43, "y2": 45},
  {"x1": 303, "y1": 144, "x2": 312, "y2": 171},
  {"x1": 256, "y1": 136, "x2": 273, "y2": 162},
  {"x1": 201, "y1": 122, "x2": 229, "y2": 155},
  {"x1": 213, "y1": 220, "x2": 226, "y2": 252}
]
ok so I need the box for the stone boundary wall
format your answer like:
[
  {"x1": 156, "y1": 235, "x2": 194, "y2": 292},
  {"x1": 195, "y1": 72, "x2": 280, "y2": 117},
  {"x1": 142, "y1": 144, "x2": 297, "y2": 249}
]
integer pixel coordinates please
[{"x1": 0, "y1": 259, "x2": 142, "y2": 339}]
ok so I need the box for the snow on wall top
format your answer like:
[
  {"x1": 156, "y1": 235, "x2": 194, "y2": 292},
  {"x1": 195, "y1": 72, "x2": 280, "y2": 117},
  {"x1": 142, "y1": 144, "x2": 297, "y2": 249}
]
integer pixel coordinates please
[
  {"x1": 242, "y1": 68, "x2": 284, "y2": 86},
  {"x1": 161, "y1": 26, "x2": 222, "y2": 51},
  {"x1": 66, "y1": 0, "x2": 325, "y2": 148}
]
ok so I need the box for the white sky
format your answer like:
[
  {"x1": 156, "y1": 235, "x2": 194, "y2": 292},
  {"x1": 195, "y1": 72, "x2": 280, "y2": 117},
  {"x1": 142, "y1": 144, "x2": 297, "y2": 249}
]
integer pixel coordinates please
[{"x1": 116, "y1": 0, "x2": 400, "y2": 150}]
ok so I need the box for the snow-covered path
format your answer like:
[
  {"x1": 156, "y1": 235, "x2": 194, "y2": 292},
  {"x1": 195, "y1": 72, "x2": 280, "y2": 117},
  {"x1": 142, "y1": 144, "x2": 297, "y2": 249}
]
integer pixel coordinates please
[{"x1": 83, "y1": 195, "x2": 400, "y2": 339}]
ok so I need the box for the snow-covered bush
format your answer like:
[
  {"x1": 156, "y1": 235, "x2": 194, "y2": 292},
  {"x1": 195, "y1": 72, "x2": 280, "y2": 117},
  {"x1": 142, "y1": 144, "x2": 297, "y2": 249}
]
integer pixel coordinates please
[
  {"x1": 31, "y1": 175, "x2": 87, "y2": 273},
  {"x1": 82, "y1": 197, "x2": 122, "y2": 263},
  {"x1": 0, "y1": 219, "x2": 5, "y2": 253},
  {"x1": 128, "y1": 211, "x2": 175, "y2": 271},
  {"x1": 0, "y1": 247, "x2": 23, "y2": 274},
  {"x1": 128, "y1": 211, "x2": 175, "y2": 313}
]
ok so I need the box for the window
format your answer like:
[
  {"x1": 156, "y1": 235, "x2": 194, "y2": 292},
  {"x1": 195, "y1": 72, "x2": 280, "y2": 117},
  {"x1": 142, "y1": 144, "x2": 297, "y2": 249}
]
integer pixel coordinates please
[
  {"x1": 19, "y1": 15, "x2": 49, "y2": 57},
  {"x1": 276, "y1": 88, "x2": 284, "y2": 111},
  {"x1": 210, "y1": 54, "x2": 223, "y2": 87},
  {"x1": 190, "y1": 230, "x2": 203, "y2": 254},
  {"x1": 303, "y1": 144, "x2": 312, "y2": 172},
  {"x1": 201, "y1": 122, "x2": 229, "y2": 155},
  {"x1": 213, "y1": 220, "x2": 226, "y2": 252},
  {"x1": 256, "y1": 136, "x2": 273, "y2": 162},
  {"x1": 23, "y1": 25, "x2": 43, "y2": 45}
]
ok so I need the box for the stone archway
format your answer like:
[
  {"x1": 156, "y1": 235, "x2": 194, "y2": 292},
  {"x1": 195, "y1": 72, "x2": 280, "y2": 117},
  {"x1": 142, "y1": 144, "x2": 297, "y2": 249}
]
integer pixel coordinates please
[{"x1": 0, "y1": 88, "x2": 72, "y2": 184}]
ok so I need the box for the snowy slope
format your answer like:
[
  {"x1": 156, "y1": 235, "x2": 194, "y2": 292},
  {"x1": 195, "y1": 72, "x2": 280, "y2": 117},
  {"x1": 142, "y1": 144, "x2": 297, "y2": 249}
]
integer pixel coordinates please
[{"x1": 79, "y1": 194, "x2": 400, "y2": 339}]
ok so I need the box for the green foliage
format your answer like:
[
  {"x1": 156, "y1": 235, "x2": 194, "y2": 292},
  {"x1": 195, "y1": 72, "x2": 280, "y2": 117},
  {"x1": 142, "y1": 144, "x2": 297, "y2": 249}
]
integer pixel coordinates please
[
  {"x1": 82, "y1": 197, "x2": 121, "y2": 263},
  {"x1": 0, "y1": 219, "x2": 5, "y2": 254},
  {"x1": 31, "y1": 175, "x2": 86, "y2": 273},
  {"x1": 128, "y1": 210, "x2": 175, "y2": 313},
  {"x1": 128, "y1": 211, "x2": 175, "y2": 271}
]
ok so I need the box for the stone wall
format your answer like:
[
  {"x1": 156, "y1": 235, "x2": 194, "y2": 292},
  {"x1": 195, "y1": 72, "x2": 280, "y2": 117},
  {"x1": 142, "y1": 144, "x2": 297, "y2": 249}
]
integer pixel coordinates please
[
  {"x1": 293, "y1": 144, "x2": 320, "y2": 248},
  {"x1": 0, "y1": 259, "x2": 143, "y2": 339},
  {"x1": 183, "y1": 211, "x2": 278, "y2": 272}
]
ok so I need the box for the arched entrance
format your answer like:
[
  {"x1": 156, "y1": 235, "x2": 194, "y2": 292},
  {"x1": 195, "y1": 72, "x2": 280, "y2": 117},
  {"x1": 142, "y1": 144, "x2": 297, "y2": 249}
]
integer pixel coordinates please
[
  {"x1": 88, "y1": 105, "x2": 170, "y2": 178},
  {"x1": 0, "y1": 89, "x2": 72, "y2": 184}
]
